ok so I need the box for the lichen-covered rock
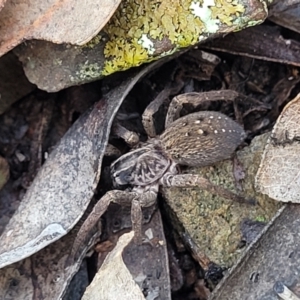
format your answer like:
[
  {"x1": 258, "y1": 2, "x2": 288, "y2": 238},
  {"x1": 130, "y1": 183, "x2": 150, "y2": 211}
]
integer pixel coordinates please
[
  {"x1": 100, "y1": 0, "x2": 263, "y2": 75},
  {"x1": 162, "y1": 133, "x2": 282, "y2": 267},
  {"x1": 15, "y1": 0, "x2": 269, "y2": 92}
]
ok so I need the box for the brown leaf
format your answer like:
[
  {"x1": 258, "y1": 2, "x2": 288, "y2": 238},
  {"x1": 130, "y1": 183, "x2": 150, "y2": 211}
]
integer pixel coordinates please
[
  {"x1": 201, "y1": 25, "x2": 300, "y2": 67},
  {"x1": 269, "y1": 1, "x2": 300, "y2": 34},
  {"x1": 208, "y1": 204, "x2": 300, "y2": 299},
  {"x1": 84, "y1": 209, "x2": 170, "y2": 299},
  {"x1": 0, "y1": 0, "x2": 121, "y2": 57},
  {"x1": 0, "y1": 222, "x2": 91, "y2": 299},
  {"x1": 256, "y1": 93, "x2": 300, "y2": 202},
  {"x1": 82, "y1": 232, "x2": 146, "y2": 300},
  {"x1": 99, "y1": 208, "x2": 171, "y2": 299}
]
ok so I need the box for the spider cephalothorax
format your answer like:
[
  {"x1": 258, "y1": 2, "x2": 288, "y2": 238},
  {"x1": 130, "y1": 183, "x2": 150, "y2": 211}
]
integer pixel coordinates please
[{"x1": 110, "y1": 141, "x2": 172, "y2": 188}]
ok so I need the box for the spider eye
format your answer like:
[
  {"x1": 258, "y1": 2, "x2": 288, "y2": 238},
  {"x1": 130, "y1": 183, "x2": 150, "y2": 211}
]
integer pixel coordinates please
[
  {"x1": 173, "y1": 153, "x2": 180, "y2": 159},
  {"x1": 112, "y1": 170, "x2": 132, "y2": 186},
  {"x1": 112, "y1": 218, "x2": 122, "y2": 232}
]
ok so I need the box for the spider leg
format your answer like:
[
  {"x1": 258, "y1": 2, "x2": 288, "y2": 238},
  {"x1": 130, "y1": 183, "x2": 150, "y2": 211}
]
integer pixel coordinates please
[
  {"x1": 161, "y1": 174, "x2": 255, "y2": 205},
  {"x1": 112, "y1": 122, "x2": 140, "y2": 146},
  {"x1": 142, "y1": 87, "x2": 173, "y2": 138},
  {"x1": 68, "y1": 190, "x2": 138, "y2": 264},
  {"x1": 131, "y1": 189, "x2": 157, "y2": 243},
  {"x1": 142, "y1": 79, "x2": 185, "y2": 138},
  {"x1": 104, "y1": 143, "x2": 122, "y2": 157},
  {"x1": 68, "y1": 189, "x2": 157, "y2": 264},
  {"x1": 131, "y1": 199, "x2": 143, "y2": 242},
  {"x1": 165, "y1": 90, "x2": 240, "y2": 127}
]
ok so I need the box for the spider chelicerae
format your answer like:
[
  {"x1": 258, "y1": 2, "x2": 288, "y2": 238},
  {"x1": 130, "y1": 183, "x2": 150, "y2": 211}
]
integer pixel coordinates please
[{"x1": 72, "y1": 90, "x2": 251, "y2": 256}]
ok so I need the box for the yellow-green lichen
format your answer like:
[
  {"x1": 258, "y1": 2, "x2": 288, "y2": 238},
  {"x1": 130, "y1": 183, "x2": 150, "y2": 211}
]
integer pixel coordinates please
[
  {"x1": 53, "y1": 58, "x2": 63, "y2": 66},
  {"x1": 190, "y1": 0, "x2": 220, "y2": 33},
  {"x1": 101, "y1": 0, "x2": 252, "y2": 76},
  {"x1": 255, "y1": 215, "x2": 267, "y2": 222},
  {"x1": 211, "y1": 0, "x2": 245, "y2": 25},
  {"x1": 83, "y1": 34, "x2": 103, "y2": 49},
  {"x1": 72, "y1": 62, "x2": 102, "y2": 81}
]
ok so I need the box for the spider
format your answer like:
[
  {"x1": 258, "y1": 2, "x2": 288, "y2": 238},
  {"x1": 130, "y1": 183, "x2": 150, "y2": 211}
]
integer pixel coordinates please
[{"x1": 71, "y1": 90, "x2": 251, "y2": 258}]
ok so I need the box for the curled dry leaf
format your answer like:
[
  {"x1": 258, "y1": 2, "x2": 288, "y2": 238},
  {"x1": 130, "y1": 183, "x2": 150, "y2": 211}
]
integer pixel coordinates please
[
  {"x1": 0, "y1": 61, "x2": 163, "y2": 269},
  {"x1": 0, "y1": 223, "x2": 91, "y2": 299},
  {"x1": 0, "y1": 0, "x2": 121, "y2": 57},
  {"x1": 82, "y1": 231, "x2": 146, "y2": 300},
  {"x1": 208, "y1": 204, "x2": 300, "y2": 299},
  {"x1": 0, "y1": 210, "x2": 167, "y2": 300},
  {"x1": 269, "y1": 1, "x2": 300, "y2": 34},
  {"x1": 201, "y1": 25, "x2": 300, "y2": 67},
  {"x1": 256, "y1": 93, "x2": 300, "y2": 202}
]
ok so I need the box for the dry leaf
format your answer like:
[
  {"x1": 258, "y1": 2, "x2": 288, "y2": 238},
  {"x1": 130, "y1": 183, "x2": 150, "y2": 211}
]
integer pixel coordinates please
[
  {"x1": 256, "y1": 93, "x2": 300, "y2": 202},
  {"x1": 208, "y1": 204, "x2": 300, "y2": 300},
  {"x1": 269, "y1": 1, "x2": 300, "y2": 34},
  {"x1": 0, "y1": 197, "x2": 169, "y2": 299},
  {"x1": 0, "y1": 224, "x2": 90, "y2": 300},
  {"x1": 0, "y1": 0, "x2": 121, "y2": 57},
  {"x1": 82, "y1": 231, "x2": 146, "y2": 300},
  {"x1": 99, "y1": 208, "x2": 171, "y2": 299},
  {"x1": 201, "y1": 25, "x2": 300, "y2": 67},
  {"x1": 0, "y1": 61, "x2": 163, "y2": 270}
]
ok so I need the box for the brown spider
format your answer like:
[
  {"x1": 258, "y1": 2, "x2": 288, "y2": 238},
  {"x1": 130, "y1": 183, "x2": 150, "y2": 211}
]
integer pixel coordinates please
[{"x1": 71, "y1": 90, "x2": 250, "y2": 258}]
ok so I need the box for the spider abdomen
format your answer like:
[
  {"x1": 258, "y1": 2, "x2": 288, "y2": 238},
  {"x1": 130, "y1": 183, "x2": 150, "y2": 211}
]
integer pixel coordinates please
[{"x1": 160, "y1": 111, "x2": 246, "y2": 167}]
